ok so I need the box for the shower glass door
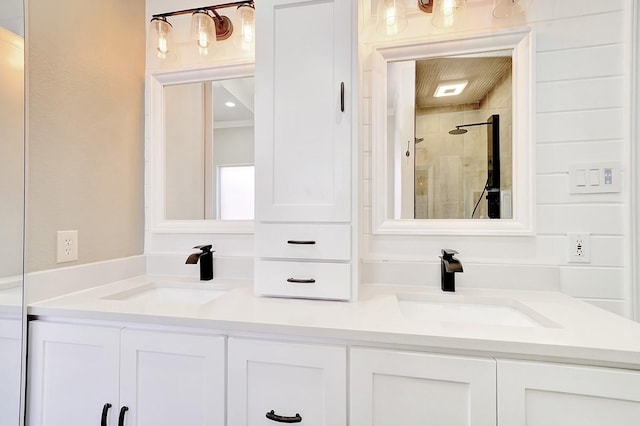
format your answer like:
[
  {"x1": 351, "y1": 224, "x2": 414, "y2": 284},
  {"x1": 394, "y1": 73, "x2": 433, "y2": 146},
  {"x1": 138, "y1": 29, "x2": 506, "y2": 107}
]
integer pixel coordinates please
[{"x1": 0, "y1": 1, "x2": 25, "y2": 424}]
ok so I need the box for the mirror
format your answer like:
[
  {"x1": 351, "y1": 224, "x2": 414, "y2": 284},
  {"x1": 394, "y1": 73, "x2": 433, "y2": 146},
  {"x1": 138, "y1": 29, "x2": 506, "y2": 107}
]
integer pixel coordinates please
[
  {"x1": 372, "y1": 30, "x2": 534, "y2": 235},
  {"x1": 147, "y1": 64, "x2": 255, "y2": 233},
  {"x1": 0, "y1": 1, "x2": 24, "y2": 424},
  {"x1": 388, "y1": 54, "x2": 512, "y2": 220},
  {"x1": 164, "y1": 77, "x2": 255, "y2": 221}
]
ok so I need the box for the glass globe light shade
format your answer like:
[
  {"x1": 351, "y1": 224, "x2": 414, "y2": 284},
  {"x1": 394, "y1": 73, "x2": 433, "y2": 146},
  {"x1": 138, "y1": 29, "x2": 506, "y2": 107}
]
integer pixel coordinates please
[
  {"x1": 493, "y1": 0, "x2": 531, "y2": 18},
  {"x1": 376, "y1": 0, "x2": 408, "y2": 37},
  {"x1": 191, "y1": 10, "x2": 217, "y2": 54},
  {"x1": 148, "y1": 17, "x2": 173, "y2": 59},
  {"x1": 431, "y1": 0, "x2": 465, "y2": 28},
  {"x1": 236, "y1": 3, "x2": 255, "y2": 52}
]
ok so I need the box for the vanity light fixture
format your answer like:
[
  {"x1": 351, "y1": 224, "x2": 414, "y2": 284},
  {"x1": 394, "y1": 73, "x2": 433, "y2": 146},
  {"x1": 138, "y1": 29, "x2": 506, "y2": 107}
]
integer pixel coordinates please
[
  {"x1": 376, "y1": 0, "x2": 408, "y2": 37},
  {"x1": 434, "y1": 80, "x2": 468, "y2": 97},
  {"x1": 225, "y1": 101, "x2": 236, "y2": 108},
  {"x1": 149, "y1": 0, "x2": 254, "y2": 59}
]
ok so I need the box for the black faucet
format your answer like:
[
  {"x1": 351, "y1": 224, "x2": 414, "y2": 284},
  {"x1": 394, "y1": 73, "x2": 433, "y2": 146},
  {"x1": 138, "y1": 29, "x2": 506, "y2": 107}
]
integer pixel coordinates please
[
  {"x1": 440, "y1": 249, "x2": 463, "y2": 292},
  {"x1": 186, "y1": 245, "x2": 214, "y2": 281}
]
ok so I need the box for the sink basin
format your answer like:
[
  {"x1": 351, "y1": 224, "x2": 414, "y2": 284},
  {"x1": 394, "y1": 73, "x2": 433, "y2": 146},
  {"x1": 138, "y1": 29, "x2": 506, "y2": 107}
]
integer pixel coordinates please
[
  {"x1": 397, "y1": 294, "x2": 558, "y2": 328},
  {"x1": 103, "y1": 282, "x2": 228, "y2": 305}
]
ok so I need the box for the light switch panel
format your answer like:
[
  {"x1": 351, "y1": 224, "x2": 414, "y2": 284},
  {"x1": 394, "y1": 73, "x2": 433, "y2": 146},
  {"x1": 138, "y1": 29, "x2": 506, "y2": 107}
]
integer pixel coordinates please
[{"x1": 569, "y1": 162, "x2": 621, "y2": 194}]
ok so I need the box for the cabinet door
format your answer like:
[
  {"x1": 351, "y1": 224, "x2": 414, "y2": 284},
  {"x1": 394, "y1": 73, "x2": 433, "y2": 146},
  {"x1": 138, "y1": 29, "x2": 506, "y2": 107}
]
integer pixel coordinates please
[
  {"x1": 351, "y1": 348, "x2": 496, "y2": 426},
  {"x1": 0, "y1": 318, "x2": 22, "y2": 426},
  {"x1": 27, "y1": 321, "x2": 120, "y2": 426},
  {"x1": 255, "y1": 0, "x2": 355, "y2": 222},
  {"x1": 497, "y1": 359, "x2": 640, "y2": 426},
  {"x1": 119, "y1": 329, "x2": 226, "y2": 426},
  {"x1": 228, "y1": 338, "x2": 347, "y2": 426}
]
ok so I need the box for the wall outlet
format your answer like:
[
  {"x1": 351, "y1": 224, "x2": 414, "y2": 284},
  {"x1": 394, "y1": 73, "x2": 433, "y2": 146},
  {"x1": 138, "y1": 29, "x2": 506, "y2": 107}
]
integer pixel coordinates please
[
  {"x1": 567, "y1": 233, "x2": 590, "y2": 263},
  {"x1": 56, "y1": 230, "x2": 78, "y2": 263}
]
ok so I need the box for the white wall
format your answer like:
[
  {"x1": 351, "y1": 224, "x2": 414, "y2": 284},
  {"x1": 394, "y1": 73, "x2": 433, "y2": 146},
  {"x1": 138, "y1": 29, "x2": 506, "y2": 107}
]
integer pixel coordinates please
[{"x1": 360, "y1": 0, "x2": 633, "y2": 317}]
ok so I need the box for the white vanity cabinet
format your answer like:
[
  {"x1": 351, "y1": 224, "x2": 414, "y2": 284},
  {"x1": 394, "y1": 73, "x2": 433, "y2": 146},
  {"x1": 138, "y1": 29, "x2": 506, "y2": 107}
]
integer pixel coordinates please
[
  {"x1": 254, "y1": 0, "x2": 358, "y2": 300},
  {"x1": 227, "y1": 338, "x2": 347, "y2": 426},
  {"x1": 497, "y1": 359, "x2": 640, "y2": 426},
  {"x1": 350, "y1": 347, "x2": 497, "y2": 426},
  {"x1": 0, "y1": 318, "x2": 23, "y2": 426},
  {"x1": 27, "y1": 321, "x2": 225, "y2": 426}
]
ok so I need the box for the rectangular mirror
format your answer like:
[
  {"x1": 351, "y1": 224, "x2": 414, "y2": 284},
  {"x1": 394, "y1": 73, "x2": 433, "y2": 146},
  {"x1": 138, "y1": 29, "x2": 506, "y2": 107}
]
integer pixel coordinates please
[
  {"x1": 147, "y1": 64, "x2": 255, "y2": 233},
  {"x1": 164, "y1": 77, "x2": 254, "y2": 221},
  {"x1": 389, "y1": 53, "x2": 512, "y2": 220},
  {"x1": 372, "y1": 30, "x2": 534, "y2": 235}
]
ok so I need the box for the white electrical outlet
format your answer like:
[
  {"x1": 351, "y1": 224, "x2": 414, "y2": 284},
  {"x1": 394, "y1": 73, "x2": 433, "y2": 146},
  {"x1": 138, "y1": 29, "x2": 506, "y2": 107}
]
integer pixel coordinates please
[
  {"x1": 567, "y1": 233, "x2": 590, "y2": 263},
  {"x1": 56, "y1": 230, "x2": 78, "y2": 263}
]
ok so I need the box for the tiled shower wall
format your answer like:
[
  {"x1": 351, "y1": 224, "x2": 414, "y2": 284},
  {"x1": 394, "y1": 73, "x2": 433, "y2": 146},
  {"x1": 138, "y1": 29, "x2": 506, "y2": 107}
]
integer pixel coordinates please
[
  {"x1": 360, "y1": 0, "x2": 632, "y2": 317},
  {"x1": 414, "y1": 71, "x2": 512, "y2": 219}
]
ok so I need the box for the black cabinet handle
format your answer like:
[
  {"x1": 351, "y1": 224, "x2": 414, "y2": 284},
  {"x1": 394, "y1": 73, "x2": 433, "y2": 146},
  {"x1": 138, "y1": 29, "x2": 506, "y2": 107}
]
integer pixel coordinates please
[
  {"x1": 340, "y1": 82, "x2": 345, "y2": 112},
  {"x1": 101, "y1": 403, "x2": 112, "y2": 426},
  {"x1": 287, "y1": 240, "x2": 316, "y2": 245},
  {"x1": 266, "y1": 410, "x2": 302, "y2": 423},
  {"x1": 287, "y1": 278, "x2": 316, "y2": 284},
  {"x1": 118, "y1": 406, "x2": 129, "y2": 426}
]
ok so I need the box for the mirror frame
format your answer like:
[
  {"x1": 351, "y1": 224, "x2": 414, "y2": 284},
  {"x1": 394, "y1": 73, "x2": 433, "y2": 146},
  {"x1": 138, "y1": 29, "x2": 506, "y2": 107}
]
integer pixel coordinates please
[
  {"x1": 371, "y1": 29, "x2": 534, "y2": 236},
  {"x1": 147, "y1": 63, "x2": 255, "y2": 234}
]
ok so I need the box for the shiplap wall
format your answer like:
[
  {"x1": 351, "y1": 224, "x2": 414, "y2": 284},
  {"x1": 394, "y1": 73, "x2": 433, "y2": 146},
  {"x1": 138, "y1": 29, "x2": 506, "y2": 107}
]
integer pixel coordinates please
[
  {"x1": 360, "y1": 0, "x2": 632, "y2": 316},
  {"x1": 146, "y1": 0, "x2": 636, "y2": 317}
]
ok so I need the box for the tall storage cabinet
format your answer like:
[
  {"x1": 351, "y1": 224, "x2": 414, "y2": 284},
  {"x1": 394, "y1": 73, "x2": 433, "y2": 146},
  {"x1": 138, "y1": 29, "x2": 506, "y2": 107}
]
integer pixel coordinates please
[{"x1": 254, "y1": 0, "x2": 358, "y2": 300}]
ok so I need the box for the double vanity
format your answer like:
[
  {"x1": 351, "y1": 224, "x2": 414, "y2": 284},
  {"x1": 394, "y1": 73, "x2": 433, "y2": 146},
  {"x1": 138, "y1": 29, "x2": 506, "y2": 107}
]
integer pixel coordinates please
[
  {"x1": 26, "y1": 274, "x2": 640, "y2": 426},
  {"x1": 20, "y1": 0, "x2": 640, "y2": 425}
]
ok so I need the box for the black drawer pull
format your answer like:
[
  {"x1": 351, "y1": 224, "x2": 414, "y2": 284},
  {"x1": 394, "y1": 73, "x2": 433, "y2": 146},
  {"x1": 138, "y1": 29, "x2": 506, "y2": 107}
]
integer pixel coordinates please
[
  {"x1": 266, "y1": 410, "x2": 302, "y2": 423},
  {"x1": 340, "y1": 82, "x2": 345, "y2": 112},
  {"x1": 287, "y1": 278, "x2": 316, "y2": 284},
  {"x1": 287, "y1": 240, "x2": 316, "y2": 245},
  {"x1": 101, "y1": 403, "x2": 112, "y2": 426},
  {"x1": 118, "y1": 406, "x2": 129, "y2": 426}
]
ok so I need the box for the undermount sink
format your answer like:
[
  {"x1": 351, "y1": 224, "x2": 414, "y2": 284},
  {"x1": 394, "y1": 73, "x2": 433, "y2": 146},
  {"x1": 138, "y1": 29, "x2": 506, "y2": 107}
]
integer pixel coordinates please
[
  {"x1": 397, "y1": 293, "x2": 558, "y2": 328},
  {"x1": 103, "y1": 282, "x2": 228, "y2": 305}
]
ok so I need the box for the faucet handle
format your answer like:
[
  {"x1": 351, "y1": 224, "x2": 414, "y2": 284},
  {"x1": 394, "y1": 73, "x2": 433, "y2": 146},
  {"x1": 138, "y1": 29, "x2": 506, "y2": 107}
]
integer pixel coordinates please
[
  {"x1": 441, "y1": 249, "x2": 458, "y2": 259},
  {"x1": 193, "y1": 244, "x2": 214, "y2": 253}
]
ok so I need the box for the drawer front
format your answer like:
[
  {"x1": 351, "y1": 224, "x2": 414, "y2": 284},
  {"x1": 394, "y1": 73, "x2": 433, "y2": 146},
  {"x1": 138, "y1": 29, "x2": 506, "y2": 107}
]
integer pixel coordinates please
[
  {"x1": 228, "y1": 338, "x2": 347, "y2": 426},
  {"x1": 254, "y1": 260, "x2": 351, "y2": 300},
  {"x1": 255, "y1": 223, "x2": 351, "y2": 261}
]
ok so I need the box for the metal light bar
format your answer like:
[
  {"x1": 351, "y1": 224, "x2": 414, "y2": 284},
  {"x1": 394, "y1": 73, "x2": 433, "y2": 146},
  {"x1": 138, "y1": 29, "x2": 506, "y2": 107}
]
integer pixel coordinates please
[{"x1": 152, "y1": 0, "x2": 253, "y2": 19}]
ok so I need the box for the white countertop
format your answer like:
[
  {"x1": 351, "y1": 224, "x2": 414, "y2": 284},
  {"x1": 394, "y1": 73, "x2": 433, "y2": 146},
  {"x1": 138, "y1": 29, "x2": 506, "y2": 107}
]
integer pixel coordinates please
[{"x1": 28, "y1": 275, "x2": 640, "y2": 369}]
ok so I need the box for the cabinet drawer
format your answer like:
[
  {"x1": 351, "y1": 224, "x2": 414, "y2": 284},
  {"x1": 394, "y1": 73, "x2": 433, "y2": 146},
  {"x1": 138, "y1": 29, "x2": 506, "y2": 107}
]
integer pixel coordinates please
[
  {"x1": 228, "y1": 338, "x2": 347, "y2": 426},
  {"x1": 255, "y1": 259, "x2": 351, "y2": 300},
  {"x1": 255, "y1": 223, "x2": 351, "y2": 261}
]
